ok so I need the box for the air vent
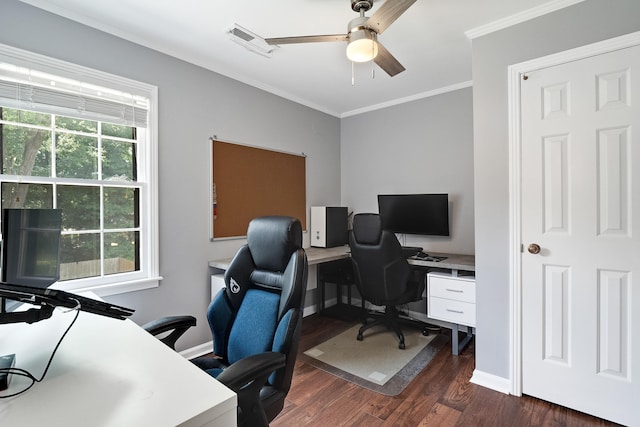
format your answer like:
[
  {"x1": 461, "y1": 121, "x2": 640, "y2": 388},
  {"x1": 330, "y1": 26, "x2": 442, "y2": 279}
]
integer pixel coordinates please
[{"x1": 227, "y1": 24, "x2": 277, "y2": 58}]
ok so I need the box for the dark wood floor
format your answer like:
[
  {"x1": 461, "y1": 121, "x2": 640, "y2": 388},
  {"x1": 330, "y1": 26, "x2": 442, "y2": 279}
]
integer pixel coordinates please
[{"x1": 271, "y1": 314, "x2": 621, "y2": 427}]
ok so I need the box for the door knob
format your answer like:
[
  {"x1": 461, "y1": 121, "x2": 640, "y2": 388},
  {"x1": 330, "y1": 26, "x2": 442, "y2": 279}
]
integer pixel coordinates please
[{"x1": 527, "y1": 243, "x2": 541, "y2": 254}]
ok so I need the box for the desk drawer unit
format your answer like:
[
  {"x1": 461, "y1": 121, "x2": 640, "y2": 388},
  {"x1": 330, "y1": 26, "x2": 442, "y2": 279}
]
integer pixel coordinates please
[{"x1": 427, "y1": 272, "x2": 476, "y2": 327}]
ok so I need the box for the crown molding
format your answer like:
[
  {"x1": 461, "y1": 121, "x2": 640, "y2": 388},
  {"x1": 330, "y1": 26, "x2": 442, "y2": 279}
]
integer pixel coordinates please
[
  {"x1": 465, "y1": 0, "x2": 585, "y2": 40},
  {"x1": 341, "y1": 81, "x2": 473, "y2": 118}
]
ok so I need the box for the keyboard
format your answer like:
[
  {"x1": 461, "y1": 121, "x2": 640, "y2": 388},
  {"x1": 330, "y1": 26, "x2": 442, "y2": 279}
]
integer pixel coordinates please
[
  {"x1": 401, "y1": 246, "x2": 423, "y2": 258},
  {"x1": 412, "y1": 254, "x2": 448, "y2": 262}
]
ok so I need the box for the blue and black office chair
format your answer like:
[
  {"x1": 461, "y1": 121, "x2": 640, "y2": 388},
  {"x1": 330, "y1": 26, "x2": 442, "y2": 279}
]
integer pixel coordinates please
[
  {"x1": 349, "y1": 213, "x2": 427, "y2": 349},
  {"x1": 144, "y1": 216, "x2": 308, "y2": 427}
]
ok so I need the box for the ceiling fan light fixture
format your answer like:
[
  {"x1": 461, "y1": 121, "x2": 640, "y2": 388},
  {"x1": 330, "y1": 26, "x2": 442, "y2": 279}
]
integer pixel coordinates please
[{"x1": 346, "y1": 29, "x2": 378, "y2": 63}]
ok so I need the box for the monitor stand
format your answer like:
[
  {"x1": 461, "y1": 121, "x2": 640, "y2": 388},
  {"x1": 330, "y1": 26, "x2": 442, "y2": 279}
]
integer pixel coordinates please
[
  {"x1": 0, "y1": 301, "x2": 55, "y2": 324},
  {"x1": 0, "y1": 353, "x2": 16, "y2": 391},
  {"x1": 0, "y1": 284, "x2": 134, "y2": 325}
]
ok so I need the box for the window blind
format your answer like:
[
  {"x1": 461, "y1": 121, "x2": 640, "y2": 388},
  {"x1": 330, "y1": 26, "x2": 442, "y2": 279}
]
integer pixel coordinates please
[{"x1": 0, "y1": 71, "x2": 149, "y2": 128}]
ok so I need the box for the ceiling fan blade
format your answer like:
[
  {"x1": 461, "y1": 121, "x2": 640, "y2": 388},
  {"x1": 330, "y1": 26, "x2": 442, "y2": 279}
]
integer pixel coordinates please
[
  {"x1": 265, "y1": 34, "x2": 348, "y2": 45},
  {"x1": 374, "y1": 42, "x2": 405, "y2": 76},
  {"x1": 366, "y1": 0, "x2": 417, "y2": 35}
]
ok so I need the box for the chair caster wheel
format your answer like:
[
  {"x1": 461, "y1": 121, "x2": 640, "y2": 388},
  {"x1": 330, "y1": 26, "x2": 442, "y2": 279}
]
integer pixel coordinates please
[
  {"x1": 422, "y1": 328, "x2": 429, "y2": 336},
  {"x1": 357, "y1": 333, "x2": 363, "y2": 341},
  {"x1": 399, "y1": 342, "x2": 405, "y2": 350}
]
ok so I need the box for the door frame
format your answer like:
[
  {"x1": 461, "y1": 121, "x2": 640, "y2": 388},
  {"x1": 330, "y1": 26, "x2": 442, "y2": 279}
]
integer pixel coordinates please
[{"x1": 507, "y1": 30, "x2": 640, "y2": 397}]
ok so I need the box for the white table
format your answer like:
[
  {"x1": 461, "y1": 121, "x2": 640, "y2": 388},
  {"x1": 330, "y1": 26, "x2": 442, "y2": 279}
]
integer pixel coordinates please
[
  {"x1": 0, "y1": 305, "x2": 237, "y2": 426},
  {"x1": 210, "y1": 246, "x2": 475, "y2": 271}
]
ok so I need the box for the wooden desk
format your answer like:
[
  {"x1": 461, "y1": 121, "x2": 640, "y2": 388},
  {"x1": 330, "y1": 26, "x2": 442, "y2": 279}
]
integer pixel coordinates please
[{"x1": 0, "y1": 305, "x2": 237, "y2": 426}]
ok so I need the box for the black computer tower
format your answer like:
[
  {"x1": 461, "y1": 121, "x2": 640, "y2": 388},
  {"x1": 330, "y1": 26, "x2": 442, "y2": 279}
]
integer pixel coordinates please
[{"x1": 310, "y1": 206, "x2": 348, "y2": 248}]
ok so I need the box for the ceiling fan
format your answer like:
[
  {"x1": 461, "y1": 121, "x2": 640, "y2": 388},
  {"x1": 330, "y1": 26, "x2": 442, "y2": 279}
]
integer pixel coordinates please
[{"x1": 265, "y1": 0, "x2": 417, "y2": 77}]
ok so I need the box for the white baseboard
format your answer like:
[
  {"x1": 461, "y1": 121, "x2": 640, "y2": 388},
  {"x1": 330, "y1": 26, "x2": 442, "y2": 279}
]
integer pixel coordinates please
[
  {"x1": 303, "y1": 304, "x2": 318, "y2": 317},
  {"x1": 304, "y1": 297, "x2": 338, "y2": 317},
  {"x1": 179, "y1": 341, "x2": 213, "y2": 360},
  {"x1": 470, "y1": 369, "x2": 512, "y2": 395}
]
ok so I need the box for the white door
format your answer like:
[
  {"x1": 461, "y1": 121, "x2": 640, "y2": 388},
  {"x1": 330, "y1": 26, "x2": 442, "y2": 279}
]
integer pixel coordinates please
[{"x1": 520, "y1": 44, "x2": 640, "y2": 426}]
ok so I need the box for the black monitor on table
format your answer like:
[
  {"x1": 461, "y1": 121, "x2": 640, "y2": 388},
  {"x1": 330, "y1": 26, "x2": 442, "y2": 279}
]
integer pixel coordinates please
[
  {"x1": 377, "y1": 193, "x2": 450, "y2": 236},
  {"x1": 1, "y1": 208, "x2": 62, "y2": 314},
  {"x1": 1, "y1": 208, "x2": 62, "y2": 288}
]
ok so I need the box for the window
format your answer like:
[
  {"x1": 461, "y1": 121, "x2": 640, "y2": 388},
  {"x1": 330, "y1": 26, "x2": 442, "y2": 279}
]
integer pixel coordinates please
[{"x1": 0, "y1": 43, "x2": 159, "y2": 296}]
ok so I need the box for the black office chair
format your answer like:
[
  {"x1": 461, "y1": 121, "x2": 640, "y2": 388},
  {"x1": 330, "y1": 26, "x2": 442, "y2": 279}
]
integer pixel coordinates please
[
  {"x1": 349, "y1": 213, "x2": 427, "y2": 349},
  {"x1": 144, "y1": 216, "x2": 308, "y2": 427}
]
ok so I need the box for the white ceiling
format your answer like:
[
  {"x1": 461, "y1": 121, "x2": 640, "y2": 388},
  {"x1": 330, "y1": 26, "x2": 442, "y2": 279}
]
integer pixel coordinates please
[{"x1": 19, "y1": 0, "x2": 581, "y2": 117}]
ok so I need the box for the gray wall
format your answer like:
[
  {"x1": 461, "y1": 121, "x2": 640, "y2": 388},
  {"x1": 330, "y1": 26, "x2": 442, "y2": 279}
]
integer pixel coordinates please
[
  {"x1": 0, "y1": 0, "x2": 342, "y2": 349},
  {"x1": 341, "y1": 88, "x2": 475, "y2": 255},
  {"x1": 472, "y1": 0, "x2": 640, "y2": 380}
]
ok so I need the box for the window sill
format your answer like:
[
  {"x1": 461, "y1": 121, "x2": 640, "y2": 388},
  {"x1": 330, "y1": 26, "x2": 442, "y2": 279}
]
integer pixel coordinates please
[{"x1": 70, "y1": 276, "x2": 163, "y2": 297}]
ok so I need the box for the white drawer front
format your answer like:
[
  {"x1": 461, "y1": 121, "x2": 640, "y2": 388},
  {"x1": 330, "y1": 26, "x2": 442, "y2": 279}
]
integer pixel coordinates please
[
  {"x1": 428, "y1": 297, "x2": 476, "y2": 327},
  {"x1": 428, "y1": 275, "x2": 475, "y2": 303}
]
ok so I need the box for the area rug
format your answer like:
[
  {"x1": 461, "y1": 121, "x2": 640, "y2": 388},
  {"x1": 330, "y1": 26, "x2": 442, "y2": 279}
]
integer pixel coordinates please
[{"x1": 301, "y1": 323, "x2": 448, "y2": 396}]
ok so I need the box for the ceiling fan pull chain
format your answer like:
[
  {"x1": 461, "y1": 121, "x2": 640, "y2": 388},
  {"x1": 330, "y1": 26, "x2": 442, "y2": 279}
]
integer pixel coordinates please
[
  {"x1": 371, "y1": 40, "x2": 376, "y2": 79},
  {"x1": 352, "y1": 61, "x2": 356, "y2": 86}
]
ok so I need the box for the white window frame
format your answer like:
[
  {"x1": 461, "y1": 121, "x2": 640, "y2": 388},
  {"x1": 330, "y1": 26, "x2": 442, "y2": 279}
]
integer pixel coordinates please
[{"x1": 0, "y1": 43, "x2": 160, "y2": 297}]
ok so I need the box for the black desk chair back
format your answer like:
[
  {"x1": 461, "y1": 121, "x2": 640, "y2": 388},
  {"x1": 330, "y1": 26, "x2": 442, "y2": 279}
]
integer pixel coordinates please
[
  {"x1": 144, "y1": 216, "x2": 308, "y2": 427},
  {"x1": 349, "y1": 213, "x2": 426, "y2": 349}
]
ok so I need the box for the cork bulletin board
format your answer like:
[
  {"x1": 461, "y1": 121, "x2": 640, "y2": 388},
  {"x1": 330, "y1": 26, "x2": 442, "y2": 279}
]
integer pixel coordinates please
[{"x1": 211, "y1": 139, "x2": 306, "y2": 239}]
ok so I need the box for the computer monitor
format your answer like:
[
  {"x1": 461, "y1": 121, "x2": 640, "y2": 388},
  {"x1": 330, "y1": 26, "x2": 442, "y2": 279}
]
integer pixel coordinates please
[
  {"x1": 377, "y1": 193, "x2": 450, "y2": 236},
  {"x1": 1, "y1": 208, "x2": 63, "y2": 287},
  {"x1": 0, "y1": 209, "x2": 62, "y2": 313}
]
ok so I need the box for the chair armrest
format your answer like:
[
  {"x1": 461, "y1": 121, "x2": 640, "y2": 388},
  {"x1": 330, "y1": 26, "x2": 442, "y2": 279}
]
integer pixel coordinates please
[
  {"x1": 217, "y1": 352, "x2": 286, "y2": 427},
  {"x1": 216, "y1": 351, "x2": 285, "y2": 392},
  {"x1": 142, "y1": 315, "x2": 196, "y2": 350}
]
